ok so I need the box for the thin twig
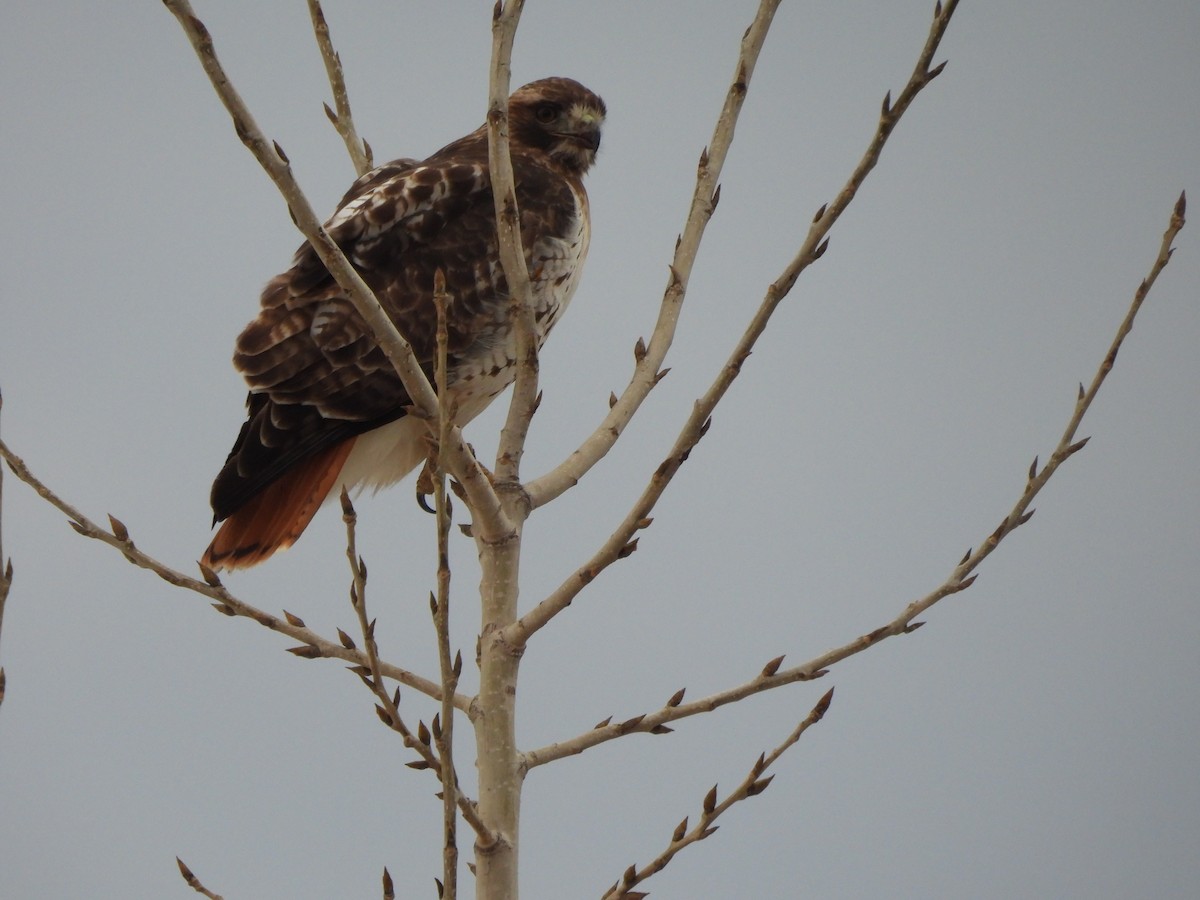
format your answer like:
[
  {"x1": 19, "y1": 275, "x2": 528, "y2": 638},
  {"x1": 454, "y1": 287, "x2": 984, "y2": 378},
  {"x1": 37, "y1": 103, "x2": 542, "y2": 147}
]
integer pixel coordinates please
[
  {"x1": 307, "y1": 0, "x2": 373, "y2": 175},
  {"x1": 513, "y1": 0, "x2": 961, "y2": 647},
  {"x1": 602, "y1": 689, "x2": 834, "y2": 899},
  {"x1": 0, "y1": 437, "x2": 474, "y2": 713},
  {"x1": 340, "y1": 490, "x2": 491, "y2": 844},
  {"x1": 341, "y1": 493, "x2": 442, "y2": 769},
  {"x1": 524, "y1": 189, "x2": 1186, "y2": 769},
  {"x1": 433, "y1": 269, "x2": 460, "y2": 899},
  {"x1": 524, "y1": 0, "x2": 784, "y2": 510},
  {"x1": 176, "y1": 857, "x2": 224, "y2": 900}
]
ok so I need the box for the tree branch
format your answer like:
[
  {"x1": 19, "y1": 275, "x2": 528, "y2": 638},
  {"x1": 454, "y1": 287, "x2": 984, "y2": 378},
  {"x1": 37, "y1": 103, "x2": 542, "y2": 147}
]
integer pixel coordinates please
[
  {"x1": 340, "y1": 491, "x2": 491, "y2": 845},
  {"x1": 433, "y1": 270, "x2": 462, "y2": 899},
  {"x1": 524, "y1": 0, "x2": 785, "y2": 511},
  {"x1": 601, "y1": 689, "x2": 834, "y2": 899},
  {"x1": 0, "y1": 438, "x2": 474, "y2": 714},
  {"x1": 307, "y1": 0, "x2": 373, "y2": 176},
  {"x1": 512, "y1": 0, "x2": 961, "y2": 646},
  {"x1": 524, "y1": 188, "x2": 1186, "y2": 768}
]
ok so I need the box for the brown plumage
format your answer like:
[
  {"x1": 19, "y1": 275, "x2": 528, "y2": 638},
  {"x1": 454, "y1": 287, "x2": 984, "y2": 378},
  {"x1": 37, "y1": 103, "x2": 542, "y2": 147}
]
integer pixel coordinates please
[{"x1": 202, "y1": 78, "x2": 606, "y2": 570}]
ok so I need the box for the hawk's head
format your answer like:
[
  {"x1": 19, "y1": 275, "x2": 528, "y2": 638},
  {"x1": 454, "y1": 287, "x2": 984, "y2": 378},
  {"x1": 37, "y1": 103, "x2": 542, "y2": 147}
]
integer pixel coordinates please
[{"x1": 509, "y1": 77, "x2": 606, "y2": 176}]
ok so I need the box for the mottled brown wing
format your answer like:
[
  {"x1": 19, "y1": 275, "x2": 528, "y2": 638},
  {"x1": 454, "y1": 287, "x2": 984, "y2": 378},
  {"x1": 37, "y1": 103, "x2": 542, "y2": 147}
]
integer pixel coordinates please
[{"x1": 209, "y1": 139, "x2": 576, "y2": 523}]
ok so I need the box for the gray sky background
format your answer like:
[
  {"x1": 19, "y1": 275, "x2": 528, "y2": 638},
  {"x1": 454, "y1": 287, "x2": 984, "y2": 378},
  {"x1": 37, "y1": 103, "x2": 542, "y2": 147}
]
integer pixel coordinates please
[{"x1": 2, "y1": 2, "x2": 1198, "y2": 898}]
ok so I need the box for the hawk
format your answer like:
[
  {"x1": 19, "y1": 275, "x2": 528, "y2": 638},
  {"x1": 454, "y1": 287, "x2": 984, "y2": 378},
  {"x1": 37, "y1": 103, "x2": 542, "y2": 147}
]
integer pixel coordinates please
[{"x1": 202, "y1": 77, "x2": 605, "y2": 570}]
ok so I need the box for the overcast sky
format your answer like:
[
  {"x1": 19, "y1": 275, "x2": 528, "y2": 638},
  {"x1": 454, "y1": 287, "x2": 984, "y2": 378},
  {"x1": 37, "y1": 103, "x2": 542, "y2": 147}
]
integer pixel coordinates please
[{"x1": 2, "y1": 2, "x2": 1198, "y2": 898}]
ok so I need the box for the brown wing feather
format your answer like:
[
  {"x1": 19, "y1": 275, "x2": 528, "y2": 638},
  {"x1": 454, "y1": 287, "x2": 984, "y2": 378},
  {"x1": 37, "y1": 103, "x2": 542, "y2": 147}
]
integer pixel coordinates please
[
  {"x1": 205, "y1": 78, "x2": 605, "y2": 568},
  {"x1": 202, "y1": 437, "x2": 356, "y2": 571}
]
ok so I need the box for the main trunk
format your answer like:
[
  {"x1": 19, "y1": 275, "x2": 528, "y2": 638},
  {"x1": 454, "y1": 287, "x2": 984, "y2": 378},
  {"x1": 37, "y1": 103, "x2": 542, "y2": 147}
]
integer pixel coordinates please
[{"x1": 474, "y1": 517, "x2": 524, "y2": 900}]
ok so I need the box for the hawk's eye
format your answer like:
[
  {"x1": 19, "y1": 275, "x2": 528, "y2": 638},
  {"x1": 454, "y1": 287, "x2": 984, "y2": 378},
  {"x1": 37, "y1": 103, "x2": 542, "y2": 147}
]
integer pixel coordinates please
[{"x1": 534, "y1": 103, "x2": 559, "y2": 125}]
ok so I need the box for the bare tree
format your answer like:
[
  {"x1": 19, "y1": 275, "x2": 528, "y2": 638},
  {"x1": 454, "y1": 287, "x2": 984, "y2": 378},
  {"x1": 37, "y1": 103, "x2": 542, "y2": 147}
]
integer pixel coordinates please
[{"x1": 0, "y1": 2, "x2": 1189, "y2": 898}]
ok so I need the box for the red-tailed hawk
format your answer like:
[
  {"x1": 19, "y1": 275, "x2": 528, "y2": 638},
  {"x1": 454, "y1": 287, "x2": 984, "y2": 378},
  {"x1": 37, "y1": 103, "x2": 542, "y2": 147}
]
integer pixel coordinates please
[{"x1": 202, "y1": 77, "x2": 605, "y2": 570}]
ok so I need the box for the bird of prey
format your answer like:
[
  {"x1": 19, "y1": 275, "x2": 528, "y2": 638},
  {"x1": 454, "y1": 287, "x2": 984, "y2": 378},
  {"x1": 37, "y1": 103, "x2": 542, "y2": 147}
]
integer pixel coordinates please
[{"x1": 202, "y1": 77, "x2": 605, "y2": 570}]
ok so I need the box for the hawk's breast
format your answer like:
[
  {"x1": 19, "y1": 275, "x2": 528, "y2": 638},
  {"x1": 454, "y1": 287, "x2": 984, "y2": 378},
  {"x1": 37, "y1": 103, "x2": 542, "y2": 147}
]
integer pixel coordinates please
[
  {"x1": 447, "y1": 179, "x2": 590, "y2": 417},
  {"x1": 337, "y1": 179, "x2": 590, "y2": 495}
]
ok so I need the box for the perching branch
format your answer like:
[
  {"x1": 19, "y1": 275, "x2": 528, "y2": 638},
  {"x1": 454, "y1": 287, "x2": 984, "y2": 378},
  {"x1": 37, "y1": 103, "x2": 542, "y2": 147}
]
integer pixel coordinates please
[
  {"x1": 306, "y1": 0, "x2": 373, "y2": 176},
  {"x1": 524, "y1": 189, "x2": 1186, "y2": 768},
  {"x1": 512, "y1": 0, "x2": 961, "y2": 646},
  {"x1": 524, "y1": 0, "x2": 785, "y2": 510},
  {"x1": 601, "y1": 688, "x2": 834, "y2": 899},
  {"x1": 162, "y1": 0, "x2": 507, "y2": 539},
  {"x1": 0, "y1": 437, "x2": 473, "y2": 714}
]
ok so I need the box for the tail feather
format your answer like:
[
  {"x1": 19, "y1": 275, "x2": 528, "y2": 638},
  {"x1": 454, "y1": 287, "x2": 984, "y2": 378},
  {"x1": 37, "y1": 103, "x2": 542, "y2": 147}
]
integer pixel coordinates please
[{"x1": 202, "y1": 437, "x2": 357, "y2": 571}]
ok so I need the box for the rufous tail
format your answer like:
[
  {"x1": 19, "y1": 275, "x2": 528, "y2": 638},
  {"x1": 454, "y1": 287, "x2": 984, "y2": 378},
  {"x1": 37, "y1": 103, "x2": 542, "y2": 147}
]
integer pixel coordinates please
[{"x1": 202, "y1": 438, "x2": 356, "y2": 571}]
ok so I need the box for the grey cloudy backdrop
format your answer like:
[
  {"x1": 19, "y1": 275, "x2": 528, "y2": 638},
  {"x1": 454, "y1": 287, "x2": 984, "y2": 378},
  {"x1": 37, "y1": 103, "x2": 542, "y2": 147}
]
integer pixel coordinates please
[{"x1": 2, "y1": 2, "x2": 1198, "y2": 898}]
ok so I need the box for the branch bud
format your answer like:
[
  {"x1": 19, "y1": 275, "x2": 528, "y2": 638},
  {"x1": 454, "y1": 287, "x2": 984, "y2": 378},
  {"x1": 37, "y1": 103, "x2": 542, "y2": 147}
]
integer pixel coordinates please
[
  {"x1": 106, "y1": 514, "x2": 129, "y2": 542},
  {"x1": 813, "y1": 686, "x2": 835, "y2": 719},
  {"x1": 672, "y1": 817, "x2": 688, "y2": 842},
  {"x1": 746, "y1": 775, "x2": 775, "y2": 796},
  {"x1": 761, "y1": 654, "x2": 785, "y2": 677},
  {"x1": 198, "y1": 561, "x2": 222, "y2": 586}
]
